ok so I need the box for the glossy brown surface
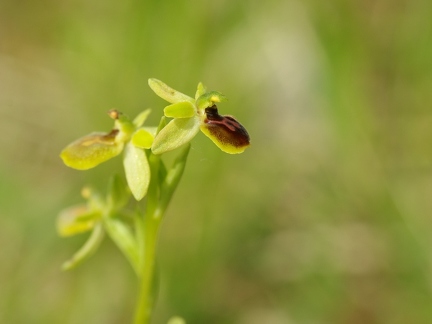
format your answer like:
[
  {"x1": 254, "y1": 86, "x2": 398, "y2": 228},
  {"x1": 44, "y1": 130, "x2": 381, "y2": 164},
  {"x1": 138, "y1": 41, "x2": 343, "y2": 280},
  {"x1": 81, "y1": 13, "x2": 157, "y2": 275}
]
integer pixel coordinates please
[{"x1": 204, "y1": 106, "x2": 250, "y2": 148}]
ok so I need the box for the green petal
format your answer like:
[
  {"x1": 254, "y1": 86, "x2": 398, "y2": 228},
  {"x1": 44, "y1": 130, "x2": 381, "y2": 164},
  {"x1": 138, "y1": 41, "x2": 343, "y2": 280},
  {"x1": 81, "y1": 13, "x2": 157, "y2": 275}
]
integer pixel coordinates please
[
  {"x1": 195, "y1": 82, "x2": 207, "y2": 100},
  {"x1": 57, "y1": 205, "x2": 101, "y2": 237},
  {"x1": 60, "y1": 131, "x2": 124, "y2": 170},
  {"x1": 164, "y1": 101, "x2": 196, "y2": 118},
  {"x1": 196, "y1": 91, "x2": 227, "y2": 110},
  {"x1": 200, "y1": 107, "x2": 250, "y2": 154},
  {"x1": 123, "y1": 142, "x2": 150, "y2": 201},
  {"x1": 151, "y1": 116, "x2": 200, "y2": 155},
  {"x1": 148, "y1": 78, "x2": 194, "y2": 104},
  {"x1": 131, "y1": 128, "x2": 154, "y2": 149},
  {"x1": 133, "y1": 109, "x2": 152, "y2": 128}
]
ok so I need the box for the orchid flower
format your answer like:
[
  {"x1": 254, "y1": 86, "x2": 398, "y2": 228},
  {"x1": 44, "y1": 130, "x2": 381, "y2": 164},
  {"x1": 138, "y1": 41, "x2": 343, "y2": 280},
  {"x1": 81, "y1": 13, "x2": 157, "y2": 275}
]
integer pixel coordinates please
[
  {"x1": 60, "y1": 109, "x2": 154, "y2": 200},
  {"x1": 148, "y1": 78, "x2": 250, "y2": 155}
]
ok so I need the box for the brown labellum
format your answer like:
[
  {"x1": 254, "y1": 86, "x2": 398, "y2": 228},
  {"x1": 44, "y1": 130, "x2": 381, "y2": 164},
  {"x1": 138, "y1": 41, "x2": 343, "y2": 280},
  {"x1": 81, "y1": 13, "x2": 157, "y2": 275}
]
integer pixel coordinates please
[{"x1": 203, "y1": 105, "x2": 250, "y2": 152}]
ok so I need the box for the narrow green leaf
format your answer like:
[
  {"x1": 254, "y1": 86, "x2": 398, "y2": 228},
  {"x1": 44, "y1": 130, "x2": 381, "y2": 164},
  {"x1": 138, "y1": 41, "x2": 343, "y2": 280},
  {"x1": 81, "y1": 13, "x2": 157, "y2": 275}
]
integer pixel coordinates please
[
  {"x1": 133, "y1": 109, "x2": 152, "y2": 128},
  {"x1": 163, "y1": 102, "x2": 195, "y2": 118},
  {"x1": 123, "y1": 142, "x2": 150, "y2": 201},
  {"x1": 62, "y1": 223, "x2": 104, "y2": 270},
  {"x1": 159, "y1": 144, "x2": 190, "y2": 211},
  {"x1": 151, "y1": 117, "x2": 200, "y2": 155},
  {"x1": 148, "y1": 78, "x2": 194, "y2": 104},
  {"x1": 104, "y1": 218, "x2": 140, "y2": 275}
]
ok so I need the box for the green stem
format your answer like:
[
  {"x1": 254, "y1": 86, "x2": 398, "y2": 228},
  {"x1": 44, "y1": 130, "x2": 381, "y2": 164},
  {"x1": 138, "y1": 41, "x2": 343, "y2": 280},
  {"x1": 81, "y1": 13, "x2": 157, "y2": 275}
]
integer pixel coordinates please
[
  {"x1": 133, "y1": 145, "x2": 190, "y2": 324},
  {"x1": 134, "y1": 212, "x2": 160, "y2": 324},
  {"x1": 134, "y1": 153, "x2": 161, "y2": 324}
]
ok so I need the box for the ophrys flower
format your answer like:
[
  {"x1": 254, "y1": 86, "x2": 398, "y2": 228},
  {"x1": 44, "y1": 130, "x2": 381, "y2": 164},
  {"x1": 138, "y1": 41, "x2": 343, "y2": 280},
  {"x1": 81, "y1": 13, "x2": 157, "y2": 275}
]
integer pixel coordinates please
[
  {"x1": 148, "y1": 78, "x2": 250, "y2": 155},
  {"x1": 60, "y1": 109, "x2": 154, "y2": 200}
]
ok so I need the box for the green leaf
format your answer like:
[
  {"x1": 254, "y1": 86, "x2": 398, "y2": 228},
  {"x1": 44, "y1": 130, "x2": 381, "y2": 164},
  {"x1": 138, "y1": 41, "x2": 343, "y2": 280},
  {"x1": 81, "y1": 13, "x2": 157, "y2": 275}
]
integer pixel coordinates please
[
  {"x1": 103, "y1": 217, "x2": 140, "y2": 275},
  {"x1": 148, "y1": 78, "x2": 194, "y2": 104},
  {"x1": 123, "y1": 142, "x2": 150, "y2": 201},
  {"x1": 60, "y1": 132, "x2": 124, "y2": 170},
  {"x1": 57, "y1": 205, "x2": 101, "y2": 237},
  {"x1": 107, "y1": 175, "x2": 130, "y2": 210},
  {"x1": 62, "y1": 223, "x2": 104, "y2": 270},
  {"x1": 133, "y1": 109, "x2": 152, "y2": 128},
  {"x1": 163, "y1": 102, "x2": 195, "y2": 118},
  {"x1": 131, "y1": 129, "x2": 154, "y2": 149},
  {"x1": 151, "y1": 117, "x2": 200, "y2": 155}
]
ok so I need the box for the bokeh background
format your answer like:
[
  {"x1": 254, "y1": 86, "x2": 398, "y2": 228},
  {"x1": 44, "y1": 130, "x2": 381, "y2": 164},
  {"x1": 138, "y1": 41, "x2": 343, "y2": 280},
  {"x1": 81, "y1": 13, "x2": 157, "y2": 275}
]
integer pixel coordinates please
[{"x1": 1, "y1": 0, "x2": 432, "y2": 323}]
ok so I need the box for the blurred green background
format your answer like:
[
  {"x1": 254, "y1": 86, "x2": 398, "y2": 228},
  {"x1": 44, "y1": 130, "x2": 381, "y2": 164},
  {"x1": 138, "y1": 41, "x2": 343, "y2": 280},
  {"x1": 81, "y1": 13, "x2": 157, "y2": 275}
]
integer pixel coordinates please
[{"x1": 1, "y1": 0, "x2": 432, "y2": 323}]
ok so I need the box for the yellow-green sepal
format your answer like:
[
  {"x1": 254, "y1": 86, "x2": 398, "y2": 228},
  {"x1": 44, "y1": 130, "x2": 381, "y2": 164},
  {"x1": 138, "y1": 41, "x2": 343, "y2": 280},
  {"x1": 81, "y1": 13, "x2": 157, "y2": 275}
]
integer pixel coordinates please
[
  {"x1": 163, "y1": 101, "x2": 195, "y2": 118},
  {"x1": 195, "y1": 82, "x2": 207, "y2": 100},
  {"x1": 123, "y1": 142, "x2": 150, "y2": 201},
  {"x1": 151, "y1": 116, "x2": 200, "y2": 155},
  {"x1": 148, "y1": 78, "x2": 194, "y2": 104},
  {"x1": 60, "y1": 132, "x2": 124, "y2": 170}
]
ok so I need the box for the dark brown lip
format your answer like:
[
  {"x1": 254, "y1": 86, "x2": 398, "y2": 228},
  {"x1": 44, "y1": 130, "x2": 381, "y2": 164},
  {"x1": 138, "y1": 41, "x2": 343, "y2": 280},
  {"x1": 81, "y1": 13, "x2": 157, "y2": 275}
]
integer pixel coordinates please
[{"x1": 204, "y1": 105, "x2": 250, "y2": 148}]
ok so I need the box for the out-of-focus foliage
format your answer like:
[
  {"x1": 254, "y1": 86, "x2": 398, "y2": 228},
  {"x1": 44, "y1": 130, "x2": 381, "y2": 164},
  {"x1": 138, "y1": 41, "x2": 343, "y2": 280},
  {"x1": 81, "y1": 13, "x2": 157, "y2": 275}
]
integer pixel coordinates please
[{"x1": 1, "y1": 0, "x2": 432, "y2": 323}]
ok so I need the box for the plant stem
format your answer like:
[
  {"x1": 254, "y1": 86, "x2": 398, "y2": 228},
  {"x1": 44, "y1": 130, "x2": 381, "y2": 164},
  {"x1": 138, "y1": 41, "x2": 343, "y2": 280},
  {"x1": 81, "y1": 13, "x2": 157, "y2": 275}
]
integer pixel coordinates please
[
  {"x1": 133, "y1": 145, "x2": 190, "y2": 324},
  {"x1": 134, "y1": 153, "x2": 161, "y2": 324},
  {"x1": 133, "y1": 212, "x2": 160, "y2": 324}
]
